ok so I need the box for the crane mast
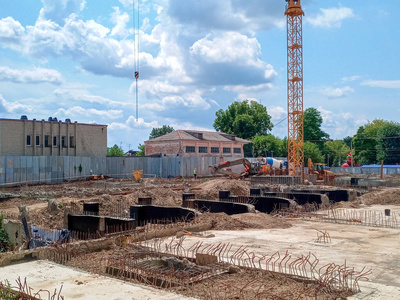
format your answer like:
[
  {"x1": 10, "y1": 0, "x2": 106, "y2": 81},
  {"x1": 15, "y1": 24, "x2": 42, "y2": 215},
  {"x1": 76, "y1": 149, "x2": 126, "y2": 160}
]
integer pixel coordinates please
[{"x1": 285, "y1": 0, "x2": 304, "y2": 177}]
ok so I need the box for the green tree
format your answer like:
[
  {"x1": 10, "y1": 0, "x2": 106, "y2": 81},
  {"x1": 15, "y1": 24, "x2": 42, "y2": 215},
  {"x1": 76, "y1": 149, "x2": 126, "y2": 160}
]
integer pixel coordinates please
[
  {"x1": 107, "y1": 144, "x2": 124, "y2": 156},
  {"x1": 149, "y1": 125, "x2": 174, "y2": 139},
  {"x1": 213, "y1": 100, "x2": 273, "y2": 139},
  {"x1": 303, "y1": 107, "x2": 329, "y2": 147},
  {"x1": 281, "y1": 137, "x2": 288, "y2": 158},
  {"x1": 376, "y1": 122, "x2": 400, "y2": 164},
  {"x1": 136, "y1": 143, "x2": 145, "y2": 156},
  {"x1": 353, "y1": 119, "x2": 390, "y2": 165},
  {"x1": 0, "y1": 214, "x2": 10, "y2": 253},
  {"x1": 324, "y1": 140, "x2": 350, "y2": 167},
  {"x1": 251, "y1": 135, "x2": 285, "y2": 157},
  {"x1": 304, "y1": 142, "x2": 324, "y2": 166},
  {"x1": 343, "y1": 136, "x2": 353, "y2": 149}
]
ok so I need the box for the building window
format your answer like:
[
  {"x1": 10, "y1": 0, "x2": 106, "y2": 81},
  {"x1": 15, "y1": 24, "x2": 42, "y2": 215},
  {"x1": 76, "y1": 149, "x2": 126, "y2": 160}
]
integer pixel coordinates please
[
  {"x1": 69, "y1": 136, "x2": 75, "y2": 148},
  {"x1": 234, "y1": 148, "x2": 241, "y2": 154},
  {"x1": 26, "y1": 135, "x2": 31, "y2": 146},
  {"x1": 53, "y1": 136, "x2": 57, "y2": 147},
  {"x1": 62, "y1": 136, "x2": 67, "y2": 148},
  {"x1": 199, "y1": 146, "x2": 208, "y2": 153},
  {"x1": 36, "y1": 135, "x2": 40, "y2": 146},
  {"x1": 211, "y1": 147, "x2": 219, "y2": 153},
  {"x1": 45, "y1": 135, "x2": 50, "y2": 147},
  {"x1": 185, "y1": 146, "x2": 195, "y2": 153},
  {"x1": 223, "y1": 147, "x2": 231, "y2": 153}
]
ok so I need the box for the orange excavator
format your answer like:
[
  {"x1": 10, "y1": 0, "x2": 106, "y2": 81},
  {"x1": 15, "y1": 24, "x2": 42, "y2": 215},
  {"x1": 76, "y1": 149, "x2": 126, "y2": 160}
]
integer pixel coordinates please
[
  {"x1": 209, "y1": 158, "x2": 253, "y2": 178},
  {"x1": 209, "y1": 157, "x2": 287, "y2": 178}
]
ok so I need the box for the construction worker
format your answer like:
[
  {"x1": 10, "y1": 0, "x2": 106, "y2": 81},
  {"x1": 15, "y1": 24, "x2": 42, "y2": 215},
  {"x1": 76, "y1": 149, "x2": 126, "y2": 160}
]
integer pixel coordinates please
[{"x1": 193, "y1": 168, "x2": 197, "y2": 179}]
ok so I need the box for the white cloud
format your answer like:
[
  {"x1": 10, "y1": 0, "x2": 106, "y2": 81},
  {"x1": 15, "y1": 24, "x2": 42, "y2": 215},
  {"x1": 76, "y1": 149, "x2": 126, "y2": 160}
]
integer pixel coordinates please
[
  {"x1": 317, "y1": 106, "x2": 362, "y2": 138},
  {"x1": 118, "y1": 0, "x2": 133, "y2": 8},
  {"x1": 169, "y1": 121, "x2": 212, "y2": 132},
  {"x1": 361, "y1": 80, "x2": 400, "y2": 89},
  {"x1": 136, "y1": 80, "x2": 185, "y2": 94},
  {"x1": 108, "y1": 115, "x2": 159, "y2": 130},
  {"x1": 191, "y1": 32, "x2": 260, "y2": 64},
  {"x1": 224, "y1": 83, "x2": 273, "y2": 94},
  {"x1": 141, "y1": 90, "x2": 212, "y2": 112},
  {"x1": 0, "y1": 66, "x2": 63, "y2": 85},
  {"x1": 268, "y1": 106, "x2": 286, "y2": 121},
  {"x1": 342, "y1": 75, "x2": 361, "y2": 82},
  {"x1": 39, "y1": 0, "x2": 86, "y2": 25},
  {"x1": 53, "y1": 89, "x2": 129, "y2": 106},
  {"x1": 0, "y1": 17, "x2": 25, "y2": 48},
  {"x1": 0, "y1": 95, "x2": 34, "y2": 114},
  {"x1": 110, "y1": 7, "x2": 130, "y2": 38},
  {"x1": 55, "y1": 106, "x2": 123, "y2": 119},
  {"x1": 189, "y1": 32, "x2": 276, "y2": 85},
  {"x1": 308, "y1": 7, "x2": 354, "y2": 28},
  {"x1": 167, "y1": 0, "x2": 284, "y2": 34},
  {"x1": 322, "y1": 86, "x2": 354, "y2": 98}
]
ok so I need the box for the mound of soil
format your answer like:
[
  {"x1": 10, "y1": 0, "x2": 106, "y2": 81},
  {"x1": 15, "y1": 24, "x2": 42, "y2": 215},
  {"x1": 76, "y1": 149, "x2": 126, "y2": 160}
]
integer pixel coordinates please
[
  {"x1": 195, "y1": 212, "x2": 291, "y2": 231},
  {"x1": 358, "y1": 187, "x2": 400, "y2": 206},
  {"x1": 193, "y1": 178, "x2": 250, "y2": 200}
]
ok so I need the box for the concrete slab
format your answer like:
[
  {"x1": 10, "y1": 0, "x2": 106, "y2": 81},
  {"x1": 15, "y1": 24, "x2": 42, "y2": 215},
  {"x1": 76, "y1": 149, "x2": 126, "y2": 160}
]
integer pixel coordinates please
[
  {"x1": 0, "y1": 260, "x2": 194, "y2": 300},
  {"x1": 165, "y1": 206, "x2": 400, "y2": 299}
]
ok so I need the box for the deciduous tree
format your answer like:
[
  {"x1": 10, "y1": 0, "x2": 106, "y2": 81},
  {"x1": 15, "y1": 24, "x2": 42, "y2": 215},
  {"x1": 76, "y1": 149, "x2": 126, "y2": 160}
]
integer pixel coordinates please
[
  {"x1": 107, "y1": 144, "x2": 124, "y2": 156},
  {"x1": 251, "y1": 135, "x2": 285, "y2": 157},
  {"x1": 213, "y1": 100, "x2": 273, "y2": 139},
  {"x1": 304, "y1": 141, "x2": 324, "y2": 166},
  {"x1": 353, "y1": 119, "x2": 390, "y2": 165},
  {"x1": 149, "y1": 125, "x2": 174, "y2": 139},
  {"x1": 376, "y1": 122, "x2": 400, "y2": 164},
  {"x1": 324, "y1": 140, "x2": 350, "y2": 167},
  {"x1": 303, "y1": 107, "x2": 329, "y2": 147}
]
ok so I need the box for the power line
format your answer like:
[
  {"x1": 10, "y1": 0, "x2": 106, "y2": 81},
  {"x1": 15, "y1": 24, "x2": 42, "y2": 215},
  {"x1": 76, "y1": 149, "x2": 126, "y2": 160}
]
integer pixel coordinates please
[{"x1": 274, "y1": 117, "x2": 287, "y2": 127}]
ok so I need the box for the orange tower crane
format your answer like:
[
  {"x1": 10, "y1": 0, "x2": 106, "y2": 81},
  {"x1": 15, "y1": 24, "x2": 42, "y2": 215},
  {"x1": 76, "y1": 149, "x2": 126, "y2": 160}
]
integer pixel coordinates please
[{"x1": 285, "y1": 0, "x2": 304, "y2": 176}]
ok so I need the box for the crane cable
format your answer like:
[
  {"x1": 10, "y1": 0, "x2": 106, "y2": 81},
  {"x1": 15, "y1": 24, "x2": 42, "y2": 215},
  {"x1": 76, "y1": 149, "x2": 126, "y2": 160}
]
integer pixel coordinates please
[{"x1": 133, "y1": 0, "x2": 140, "y2": 120}]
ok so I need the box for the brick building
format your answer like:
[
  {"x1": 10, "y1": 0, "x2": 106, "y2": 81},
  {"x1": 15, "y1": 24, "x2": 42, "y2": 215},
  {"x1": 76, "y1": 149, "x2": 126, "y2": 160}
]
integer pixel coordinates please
[
  {"x1": 144, "y1": 130, "x2": 250, "y2": 157},
  {"x1": 0, "y1": 116, "x2": 107, "y2": 157}
]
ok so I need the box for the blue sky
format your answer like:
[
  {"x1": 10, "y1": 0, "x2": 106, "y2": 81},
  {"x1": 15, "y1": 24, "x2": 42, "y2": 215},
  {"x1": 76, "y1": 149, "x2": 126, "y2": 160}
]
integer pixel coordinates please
[{"x1": 0, "y1": 0, "x2": 399, "y2": 151}]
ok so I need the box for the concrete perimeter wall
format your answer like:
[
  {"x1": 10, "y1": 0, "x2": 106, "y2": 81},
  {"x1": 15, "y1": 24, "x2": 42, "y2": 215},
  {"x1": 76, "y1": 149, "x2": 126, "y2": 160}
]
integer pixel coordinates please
[{"x1": 0, "y1": 155, "x2": 247, "y2": 186}]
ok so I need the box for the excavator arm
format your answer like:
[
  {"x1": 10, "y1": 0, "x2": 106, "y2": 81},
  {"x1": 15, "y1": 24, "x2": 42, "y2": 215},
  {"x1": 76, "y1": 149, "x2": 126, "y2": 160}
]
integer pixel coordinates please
[{"x1": 209, "y1": 158, "x2": 252, "y2": 178}]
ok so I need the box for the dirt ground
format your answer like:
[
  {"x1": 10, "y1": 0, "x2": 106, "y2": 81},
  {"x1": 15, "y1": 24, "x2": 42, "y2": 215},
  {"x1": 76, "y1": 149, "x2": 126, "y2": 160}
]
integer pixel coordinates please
[
  {"x1": 1, "y1": 176, "x2": 400, "y2": 299},
  {"x1": 0, "y1": 177, "x2": 252, "y2": 229}
]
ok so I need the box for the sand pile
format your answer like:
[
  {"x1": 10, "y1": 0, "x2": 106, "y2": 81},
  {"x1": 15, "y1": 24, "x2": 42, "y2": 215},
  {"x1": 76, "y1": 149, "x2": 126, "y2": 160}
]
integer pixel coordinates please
[{"x1": 193, "y1": 178, "x2": 250, "y2": 200}]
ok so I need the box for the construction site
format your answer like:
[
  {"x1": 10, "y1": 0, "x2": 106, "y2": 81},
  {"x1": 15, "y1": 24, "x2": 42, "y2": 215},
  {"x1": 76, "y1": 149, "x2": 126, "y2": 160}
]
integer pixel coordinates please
[
  {"x1": 1, "y1": 0, "x2": 399, "y2": 299},
  {"x1": 0, "y1": 170, "x2": 400, "y2": 299}
]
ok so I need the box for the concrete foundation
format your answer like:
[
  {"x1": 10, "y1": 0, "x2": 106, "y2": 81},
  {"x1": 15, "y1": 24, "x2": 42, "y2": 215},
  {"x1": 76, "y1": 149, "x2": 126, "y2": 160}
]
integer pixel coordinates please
[
  {"x1": 67, "y1": 215, "x2": 136, "y2": 234},
  {"x1": 130, "y1": 205, "x2": 197, "y2": 225},
  {"x1": 291, "y1": 189, "x2": 353, "y2": 202},
  {"x1": 263, "y1": 192, "x2": 328, "y2": 205},
  {"x1": 251, "y1": 176, "x2": 301, "y2": 185},
  {"x1": 184, "y1": 200, "x2": 254, "y2": 215}
]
